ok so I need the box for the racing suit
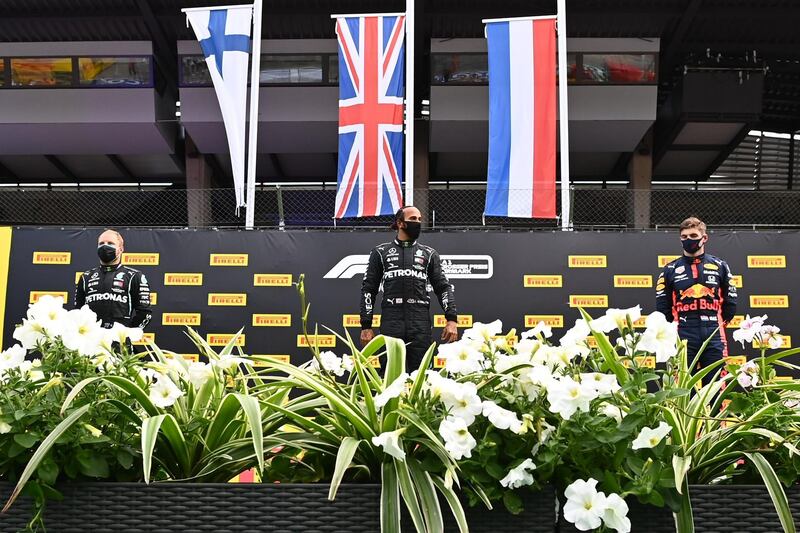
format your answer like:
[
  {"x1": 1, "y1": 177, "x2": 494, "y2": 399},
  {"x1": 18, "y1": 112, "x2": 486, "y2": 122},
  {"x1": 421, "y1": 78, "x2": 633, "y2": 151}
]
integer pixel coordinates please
[
  {"x1": 75, "y1": 264, "x2": 152, "y2": 329},
  {"x1": 360, "y1": 239, "x2": 457, "y2": 371},
  {"x1": 656, "y1": 253, "x2": 737, "y2": 369}
]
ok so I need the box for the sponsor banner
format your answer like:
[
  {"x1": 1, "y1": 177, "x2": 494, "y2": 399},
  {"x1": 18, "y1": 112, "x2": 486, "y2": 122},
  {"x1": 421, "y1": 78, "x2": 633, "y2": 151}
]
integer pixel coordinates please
[
  {"x1": 122, "y1": 253, "x2": 160, "y2": 266},
  {"x1": 208, "y1": 293, "x2": 247, "y2": 306},
  {"x1": 724, "y1": 355, "x2": 747, "y2": 366},
  {"x1": 730, "y1": 275, "x2": 742, "y2": 288},
  {"x1": 297, "y1": 335, "x2": 336, "y2": 348},
  {"x1": 523, "y1": 275, "x2": 562, "y2": 288},
  {"x1": 164, "y1": 273, "x2": 203, "y2": 286},
  {"x1": 210, "y1": 253, "x2": 249, "y2": 267},
  {"x1": 162, "y1": 313, "x2": 201, "y2": 326},
  {"x1": 150, "y1": 292, "x2": 158, "y2": 306},
  {"x1": 29, "y1": 291, "x2": 69, "y2": 304},
  {"x1": 492, "y1": 335, "x2": 518, "y2": 346},
  {"x1": 569, "y1": 295, "x2": 608, "y2": 308},
  {"x1": 75, "y1": 271, "x2": 83, "y2": 284},
  {"x1": 658, "y1": 255, "x2": 680, "y2": 267},
  {"x1": 252, "y1": 355, "x2": 292, "y2": 367},
  {"x1": 613, "y1": 275, "x2": 652, "y2": 288},
  {"x1": 774, "y1": 376, "x2": 793, "y2": 382},
  {"x1": 254, "y1": 274, "x2": 293, "y2": 286},
  {"x1": 207, "y1": 333, "x2": 246, "y2": 347},
  {"x1": 585, "y1": 336, "x2": 598, "y2": 348},
  {"x1": 727, "y1": 315, "x2": 744, "y2": 328},
  {"x1": 632, "y1": 317, "x2": 647, "y2": 328},
  {"x1": 435, "y1": 315, "x2": 473, "y2": 328},
  {"x1": 164, "y1": 353, "x2": 200, "y2": 363},
  {"x1": 324, "y1": 255, "x2": 493, "y2": 279},
  {"x1": 750, "y1": 295, "x2": 789, "y2": 308},
  {"x1": 343, "y1": 314, "x2": 381, "y2": 328},
  {"x1": 133, "y1": 332, "x2": 156, "y2": 346},
  {"x1": 525, "y1": 315, "x2": 564, "y2": 328},
  {"x1": 747, "y1": 255, "x2": 786, "y2": 268},
  {"x1": 252, "y1": 314, "x2": 292, "y2": 327},
  {"x1": 621, "y1": 356, "x2": 655, "y2": 368},
  {"x1": 753, "y1": 336, "x2": 792, "y2": 349},
  {"x1": 32, "y1": 251, "x2": 71, "y2": 265},
  {"x1": 568, "y1": 255, "x2": 607, "y2": 268}
]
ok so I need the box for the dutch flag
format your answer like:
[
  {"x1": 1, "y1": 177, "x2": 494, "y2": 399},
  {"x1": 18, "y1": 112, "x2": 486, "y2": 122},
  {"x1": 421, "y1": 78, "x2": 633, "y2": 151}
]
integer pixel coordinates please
[{"x1": 484, "y1": 18, "x2": 557, "y2": 219}]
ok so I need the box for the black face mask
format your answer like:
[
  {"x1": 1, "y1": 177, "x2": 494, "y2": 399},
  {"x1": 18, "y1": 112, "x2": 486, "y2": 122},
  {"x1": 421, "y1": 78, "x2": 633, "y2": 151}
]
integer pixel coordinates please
[
  {"x1": 97, "y1": 244, "x2": 118, "y2": 263},
  {"x1": 403, "y1": 221, "x2": 422, "y2": 241},
  {"x1": 682, "y1": 238, "x2": 703, "y2": 254}
]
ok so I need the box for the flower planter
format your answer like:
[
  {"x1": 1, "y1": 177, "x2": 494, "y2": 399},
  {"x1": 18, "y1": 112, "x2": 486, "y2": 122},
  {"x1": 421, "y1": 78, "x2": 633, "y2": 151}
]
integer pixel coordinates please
[
  {"x1": 557, "y1": 485, "x2": 800, "y2": 533},
  {"x1": 0, "y1": 482, "x2": 555, "y2": 532}
]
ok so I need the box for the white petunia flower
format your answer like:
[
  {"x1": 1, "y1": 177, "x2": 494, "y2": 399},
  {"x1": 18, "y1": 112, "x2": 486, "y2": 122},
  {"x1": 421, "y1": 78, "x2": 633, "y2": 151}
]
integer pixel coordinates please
[
  {"x1": 517, "y1": 365, "x2": 554, "y2": 400},
  {"x1": 103, "y1": 322, "x2": 144, "y2": 348},
  {"x1": 341, "y1": 354, "x2": 354, "y2": 373},
  {"x1": 598, "y1": 402, "x2": 625, "y2": 423},
  {"x1": 211, "y1": 352, "x2": 249, "y2": 373},
  {"x1": 500, "y1": 458, "x2": 537, "y2": 489},
  {"x1": 60, "y1": 306, "x2": 104, "y2": 357},
  {"x1": 603, "y1": 493, "x2": 631, "y2": 533},
  {"x1": 481, "y1": 401, "x2": 524, "y2": 434},
  {"x1": 25, "y1": 359, "x2": 45, "y2": 382},
  {"x1": 758, "y1": 325, "x2": 784, "y2": 350},
  {"x1": 187, "y1": 362, "x2": 215, "y2": 389},
  {"x1": 559, "y1": 319, "x2": 591, "y2": 347},
  {"x1": 0, "y1": 422, "x2": 11, "y2": 434},
  {"x1": 592, "y1": 306, "x2": 642, "y2": 334},
  {"x1": 546, "y1": 376, "x2": 599, "y2": 420},
  {"x1": 732, "y1": 314, "x2": 768, "y2": 347},
  {"x1": 580, "y1": 372, "x2": 621, "y2": 397},
  {"x1": 438, "y1": 341, "x2": 486, "y2": 375},
  {"x1": 638, "y1": 312, "x2": 679, "y2": 363},
  {"x1": 374, "y1": 373, "x2": 410, "y2": 409},
  {"x1": 632, "y1": 421, "x2": 672, "y2": 450},
  {"x1": 441, "y1": 381, "x2": 483, "y2": 425},
  {"x1": 521, "y1": 321, "x2": 552, "y2": 340},
  {"x1": 0, "y1": 344, "x2": 26, "y2": 372},
  {"x1": 13, "y1": 319, "x2": 47, "y2": 350},
  {"x1": 372, "y1": 429, "x2": 406, "y2": 461},
  {"x1": 438, "y1": 416, "x2": 477, "y2": 460},
  {"x1": 563, "y1": 478, "x2": 607, "y2": 531},
  {"x1": 148, "y1": 374, "x2": 184, "y2": 408},
  {"x1": 310, "y1": 351, "x2": 346, "y2": 377},
  {"x1": 462, "y1": 320, "x2": 503, "y2": 342},
  {"x1": 736, "y1": 360, "x2": 759, "y2": 388},
  {"x1": 26, "y1": 295, "x2": 68, "y2": 338}
]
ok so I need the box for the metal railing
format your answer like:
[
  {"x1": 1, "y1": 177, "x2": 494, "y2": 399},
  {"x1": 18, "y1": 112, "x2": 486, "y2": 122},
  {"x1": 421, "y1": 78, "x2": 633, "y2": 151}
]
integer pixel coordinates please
[{"x1": 1, "y1": 186, "x2": 799, "y2": 230}]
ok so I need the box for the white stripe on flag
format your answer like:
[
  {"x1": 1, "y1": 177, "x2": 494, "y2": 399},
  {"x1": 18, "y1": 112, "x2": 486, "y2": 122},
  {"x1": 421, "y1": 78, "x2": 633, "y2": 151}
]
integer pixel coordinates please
[{"x1": 508, "y1": 20, "x2": 535, "y2": 218}]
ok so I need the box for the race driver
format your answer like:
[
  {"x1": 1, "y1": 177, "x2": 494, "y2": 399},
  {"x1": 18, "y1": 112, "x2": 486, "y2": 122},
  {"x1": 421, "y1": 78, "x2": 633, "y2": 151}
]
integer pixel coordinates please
[
  {"x1": 75, "y1": 229, "x2": 152, "y2": 330},
  {"x1": 656, "y1": 217, "x2": 737, "y2": 369},
  {"x1": 360, "y1": 206, "x2": 458, "y2": 371}
]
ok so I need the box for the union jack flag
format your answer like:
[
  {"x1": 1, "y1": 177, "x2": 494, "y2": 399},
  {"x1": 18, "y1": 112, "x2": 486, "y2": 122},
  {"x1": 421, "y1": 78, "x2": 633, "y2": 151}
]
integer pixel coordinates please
[{"x1": 335, "y1": 15, "x2": 406, "y2": 219}]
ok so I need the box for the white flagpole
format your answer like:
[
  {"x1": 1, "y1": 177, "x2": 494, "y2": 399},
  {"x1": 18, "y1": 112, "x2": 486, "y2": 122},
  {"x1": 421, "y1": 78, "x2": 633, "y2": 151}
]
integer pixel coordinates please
[
  {"x1": 557, "y1": 0, "x2": 571, "y2": 230},
  {"x1": 404, "y1": 0, "x2": 415, "y2": 206},
  {"x1": 245, "y1": 0, "x2": 263, "y2": 229}
]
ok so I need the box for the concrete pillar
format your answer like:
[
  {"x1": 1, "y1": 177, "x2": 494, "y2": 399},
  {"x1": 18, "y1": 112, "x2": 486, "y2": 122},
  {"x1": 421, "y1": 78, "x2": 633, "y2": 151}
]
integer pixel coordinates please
[
  {"x1": 629, "y1": 129, "x2": 653, "y2": 229},
  {"x1": 185, "y1": 135, "x2": 213, "y2": 228}
]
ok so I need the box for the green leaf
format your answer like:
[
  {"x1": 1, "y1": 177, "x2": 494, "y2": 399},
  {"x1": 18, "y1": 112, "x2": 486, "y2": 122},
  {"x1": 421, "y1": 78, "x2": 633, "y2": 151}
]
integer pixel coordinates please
[
  {"x1": 673, "y1": 455, "x2": 692, "y2": 495},
  {"x1": 77, "y1": 451, "x2": 109, "y2": 478},
  {"x1": 36, "y1": 460, "x2": 58, "y2": 486},
  {"x1": 141, "y1": 414, "x2": 190, "y2": 483},
  {"x1": 381, "y1": 462, "x2": 401, "y2": 533},
  {"x1": 396, "y1": 458, "x2": 427, "y2": 533},
  {"x1": 116, "y1": 450, "x2": 134, "y2": 470},
  {"x1": 13, "y1": 433, "x2": 39, "y2": 449},
  {"x1": 329, "y1": 437, "x2": 361, "y2": 500},
  {"x1": 3, "y1": 403, "x2": 92, "y2": 513},
  {"x1": 230, "y1": 393, "x2": 265, "y2": 473},
  {"x1": 673, "y1": 481, "x2": 694, "y2": 533},
  {"x1": 744, "y1": 452, "x2": 796, "y2": 533},
  {"x1": 502, "y1": 491, "x2": 523, "y2": 515},
  {"x1": 430, "y1": 475, "x2": 469, "y2": 533},
  {"x1": 409, "y1": 459, "x2": 444, "y2": 533}
]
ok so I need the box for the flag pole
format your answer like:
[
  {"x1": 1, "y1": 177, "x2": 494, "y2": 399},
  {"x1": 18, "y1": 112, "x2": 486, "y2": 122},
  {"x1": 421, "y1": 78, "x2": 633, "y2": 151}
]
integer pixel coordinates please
[
  {"x1": 404, "y1": 0, "x2": 415, "y2": 206},
  {"x1": 556, "y1": 0, "x2": 571, "y2": 230},
  {"x1": 245, "y1": 0, "x2": 263, "y2": 229}
]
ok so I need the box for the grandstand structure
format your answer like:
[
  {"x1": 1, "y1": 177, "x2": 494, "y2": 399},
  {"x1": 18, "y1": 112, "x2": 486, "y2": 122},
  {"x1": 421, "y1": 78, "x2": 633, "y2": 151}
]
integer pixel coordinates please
[{"x1": 0, "y1": 0, "x2": 798, "y2": 229}]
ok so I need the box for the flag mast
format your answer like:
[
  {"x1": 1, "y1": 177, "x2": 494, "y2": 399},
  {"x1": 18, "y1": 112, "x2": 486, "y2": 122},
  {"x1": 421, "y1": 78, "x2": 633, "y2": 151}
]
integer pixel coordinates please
[
  {"x1": 245, "y1": 0, "x2": 263, "y2": 229},
  {"x1": 404, "y1": 0, "x2": 415, "y2": 206},
  {"x1": 556, "y1": 0, "x2": 571, "y2": 230}
]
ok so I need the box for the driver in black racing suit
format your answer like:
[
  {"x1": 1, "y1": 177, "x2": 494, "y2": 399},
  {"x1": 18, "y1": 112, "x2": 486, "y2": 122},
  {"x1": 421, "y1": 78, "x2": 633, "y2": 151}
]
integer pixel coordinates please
[
  {"x1": 75, "y1": 229, "x2": 152, "y2": 330},
  {"x1": 360, "y1": 206, "x2": 458, "y2": 371}
]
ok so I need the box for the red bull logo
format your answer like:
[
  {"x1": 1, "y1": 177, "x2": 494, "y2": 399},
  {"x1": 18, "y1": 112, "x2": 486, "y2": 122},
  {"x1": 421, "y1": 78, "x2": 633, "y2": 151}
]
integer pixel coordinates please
[{"x1": 676, "y1": 284, "x2": 719, "y2": 313}]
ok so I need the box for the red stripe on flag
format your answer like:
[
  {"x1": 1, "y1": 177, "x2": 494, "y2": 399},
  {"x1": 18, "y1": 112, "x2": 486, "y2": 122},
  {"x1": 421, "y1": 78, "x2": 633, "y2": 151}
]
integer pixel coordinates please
[
  {"x1": 336, "y1": 20, "x2": 360, "y2": 91},
  {"x1": 336, "y1": 153, "x2": 360, "y2": 218},
  {"x1": 382, "y1": 135, "x2": 403, "y2": 203},
  {"x1": 532, "y1": 19, "x2": 557, "y2": 219},
  {"x1": 382, "y1": 16, "x2": 405, "y2": 74},
  {"x1": 362, "y1": 17, "x2": 379, "y2": 216}
]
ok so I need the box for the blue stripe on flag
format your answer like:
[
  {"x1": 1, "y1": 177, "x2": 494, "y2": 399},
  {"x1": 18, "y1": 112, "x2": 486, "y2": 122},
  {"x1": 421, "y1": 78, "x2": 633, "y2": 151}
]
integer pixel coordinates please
[
  {"x1": 200, "y1": 10, "x2": 252, "y2": 78},
  {"x1": 385, "y1": 41, "x2": 405, "y2": 97},
  {"x1": 485, "y1": 21, "x2": 512, "y2": 217}
]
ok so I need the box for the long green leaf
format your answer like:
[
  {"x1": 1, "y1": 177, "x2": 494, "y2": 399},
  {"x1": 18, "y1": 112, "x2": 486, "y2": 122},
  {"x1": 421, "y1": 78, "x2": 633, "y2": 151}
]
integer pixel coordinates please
[
  {"x1": 579, "y1": 308, "x2": 628, "y2": 384},
  {"x1": 141, "y1": 414, "x2": 191, "y2": 483},
  {"x1": 3, "y1": 403, "x2": 92, "y2": 512},
  {"x1": 60, "y1": 375, "x2": 159, "y2": 417},
  {"x1": 430, "y1": 474, "x2": 469, "y2": 533},
  {"x1": 409, "y1": 343, "x2": 438, "y2": 402},
  {"x1": 409, "y1": 458, "x2": 444, "y2": 533},
  {"x1": 329, "y1": 437, "x2": 361, "y2": 500},
  {"x1": 744, "y1": 452, "x2": 796, "y2": 533},
  {"x1": 673, "y1": 455, "x2": 692, "y2": 494},
  {"x1": 673, "y1": 481, "x2": 694, "y2": 533},
  {"x1": 381, "y1": 336, "x2": 407, "y2": 432},
  {"x1": 396, "y1": 458, "x2": 427, "y2": 533},
  {"x1": 231, "y1": 393, "x2": 265, "y2": 473},
  {"x1": 381, "y1": 461, "x2": 401, "y2": 533}
]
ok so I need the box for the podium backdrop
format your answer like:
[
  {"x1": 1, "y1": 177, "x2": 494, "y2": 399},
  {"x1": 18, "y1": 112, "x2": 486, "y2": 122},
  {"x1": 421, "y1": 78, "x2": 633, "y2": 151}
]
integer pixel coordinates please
[{"x1": 1, "y1": 227, "x2": 797, "y2": 367}]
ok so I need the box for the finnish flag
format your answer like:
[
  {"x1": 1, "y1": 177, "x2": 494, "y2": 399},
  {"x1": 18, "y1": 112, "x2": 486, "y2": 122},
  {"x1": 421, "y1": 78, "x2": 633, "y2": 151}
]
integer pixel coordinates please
[{"x1": 186, "y1": 6, "x2": 253, "y2": 209}]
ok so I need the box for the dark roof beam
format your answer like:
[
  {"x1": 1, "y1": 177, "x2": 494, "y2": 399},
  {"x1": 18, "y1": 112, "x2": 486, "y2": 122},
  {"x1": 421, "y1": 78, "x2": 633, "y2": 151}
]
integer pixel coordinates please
[
  {"x1": 0, "y1": 160, "x2": 19, "y2": 180},
  {"x1": 44, "y1": 155, "x2": 78, "y2": 181},
  {"x1": 135, "y1": 0, "x2": 178, "y2": 97},
  {"x1": 106, "y1": 154, "x2": 137, "y2": 181},
  {"x1": 269, "y1": 153, "x2": 285, "y2": 178}
]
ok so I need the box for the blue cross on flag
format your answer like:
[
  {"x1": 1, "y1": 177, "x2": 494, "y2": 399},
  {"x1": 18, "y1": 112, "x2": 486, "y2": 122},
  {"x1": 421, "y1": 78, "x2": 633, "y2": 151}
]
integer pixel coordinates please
[{"x1": 185, "y1": 5, "x2": 253, "y2": 209}]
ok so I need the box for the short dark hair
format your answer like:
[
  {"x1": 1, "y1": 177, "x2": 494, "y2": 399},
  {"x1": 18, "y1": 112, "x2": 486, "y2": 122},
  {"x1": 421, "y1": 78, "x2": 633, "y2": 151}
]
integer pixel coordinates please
[
  {"x1": 679, "y1": 217, "x2": 706, "y2": 234},
  {"x1": 390, "y1": 206, "x2": 412, "y2": 230}
]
